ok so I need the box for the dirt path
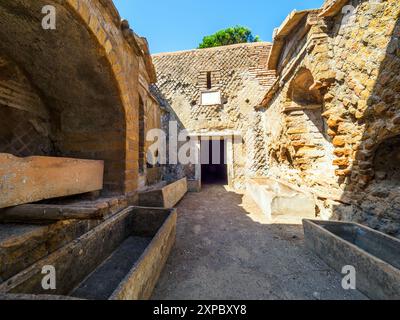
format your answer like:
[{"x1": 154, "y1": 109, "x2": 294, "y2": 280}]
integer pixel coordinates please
[{"x1": 152, "y1": 185, "x2": 366, "y2": 300}]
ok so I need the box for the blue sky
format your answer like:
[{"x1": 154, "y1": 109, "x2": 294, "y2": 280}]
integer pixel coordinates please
[{"x1": 113, "y1": 0, "x2": 325, "y2": 54}]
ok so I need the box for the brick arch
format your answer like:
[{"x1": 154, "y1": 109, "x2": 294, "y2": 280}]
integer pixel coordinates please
[
  {"x1": 280, "y1": 67, "x2": 331, "y2": 172},
  {"x1": 286, "y1": 67, "x2": 323, "y2": 106},
  {"x1": 65, "y1": 0, "x2": 142, "y2": 196},
  {"x1": 0, "y1": 0, "x2": 140, "y2": 195}
]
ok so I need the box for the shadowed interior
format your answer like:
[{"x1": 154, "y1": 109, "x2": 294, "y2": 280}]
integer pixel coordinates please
[{"x1": 0, "y1": 0, "x2": 127, "y2": 194}]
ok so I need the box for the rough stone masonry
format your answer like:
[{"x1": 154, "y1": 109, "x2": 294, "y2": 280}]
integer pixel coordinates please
[
  {"x1": 154, "y1": 0, "x2": 400, "y2": 239},
  {"x1": 259, "y1": 0, "x2": 400, "y2": 238}
]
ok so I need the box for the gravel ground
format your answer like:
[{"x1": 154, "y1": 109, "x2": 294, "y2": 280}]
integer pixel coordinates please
[{"x1": 152, "y1": 185, "x2": 367, "y2": 300}]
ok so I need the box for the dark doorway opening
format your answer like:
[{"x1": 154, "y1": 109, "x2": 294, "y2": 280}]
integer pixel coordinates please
[{"x1": 201, "y1": 139, "x2": 228, "y2": 185}]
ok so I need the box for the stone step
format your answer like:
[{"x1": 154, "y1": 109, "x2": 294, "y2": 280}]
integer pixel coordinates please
[
  {"x1": 0, "y1": 196, "x2": 128, "y2": 223},
  {"x1": 0, "y1": 153, "x2": 104, "y2": 209},
  {"x1": 0, "y1": 220, "x2": 100, "y2": 282},
  {"x1": 0, "y1": 205, "x2": 105, "y2": 223}
]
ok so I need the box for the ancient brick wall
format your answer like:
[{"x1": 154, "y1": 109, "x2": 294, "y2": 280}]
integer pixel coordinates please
[
  {"x1": 150, "y1": 84, "x2": 191, "y2": 183},
  {"x1": 153, "y1": 43, "x2": 275, "y2": 187},
  {"x1": 138, "y1": 79, "x2": 163, "y2": 189},
  {"x1": 0, "y1": 56, "x2": 54, "y2": 157},
  {"x1": 261, "y1": 9, "x2": 337, "y2": 193},
  {"x1": 0, "y1": 0, "x2": 159, "y2": 199},
  {"x1": 324, "y1": 0, "x2": 400, "y2": 236},
  {"x1": 153, "y1": 43, "x2": 275, "y2": 132},
  {"x1": 261, "y1": 0, "x2": 400, "y2": 238}
]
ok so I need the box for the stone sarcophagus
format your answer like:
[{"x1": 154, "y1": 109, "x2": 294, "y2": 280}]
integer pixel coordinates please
[
  {"x1": 139, "y1": 178, "x2": 188, "y2": 208},
  {"x1": 0, "y1": 206, "x2": 177, "y2": 300},
  {"x1": 247, "y1": 177, "x2": 316, "y2": 219},
  {"x1": 303, "y1": 219, "x2": 400, "y2": 300},
  {"x1": 0, "y1": 153, "x2": 104, "y2": 209}
]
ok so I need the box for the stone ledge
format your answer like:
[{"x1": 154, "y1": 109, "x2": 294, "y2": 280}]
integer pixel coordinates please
[
  {"x1": 0, "y1": 154, "x2": 104, "y2": 209},
  {"x1": 0, "y1": 196, "x2": 128, "y2": 223},
  {"x1": 0, "y1": 219, "x2": 101, "y2": 282}
]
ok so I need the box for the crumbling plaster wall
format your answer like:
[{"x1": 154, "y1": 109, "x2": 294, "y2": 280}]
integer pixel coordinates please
[{"x1": 152, "y1": 43, "x2": 275, "y2": 188}]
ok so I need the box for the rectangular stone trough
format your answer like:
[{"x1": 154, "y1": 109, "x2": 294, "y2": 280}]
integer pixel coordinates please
[
  {"x1": 0, "y1": 206, "x2": 177, "y2": 300},
  {"x1": 0, "y1": 153, "x2": 104, "y2": 209},
  {"x1": 139, "y1": 177, "x2": 188, "y2": 208},
  {"x1": 0, "y1": 196, "x2": 129, "y2": 282},
  {"x1": 303, "y1": 219, "x2": 400, "y2": 300},
  {"x1": 247, "y1": 177, "x2": 315, "y2": 219}
]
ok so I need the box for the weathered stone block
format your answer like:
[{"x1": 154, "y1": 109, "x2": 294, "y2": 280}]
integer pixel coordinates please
[
  {"x1": 333, "y1": 157, "x2": 350, "y2": 166},
  {"x1": 327, "y1": 116, "x2": 343, "y2": 128},
  {"x1": 287, "y1": 127, "x2": 308, "y2": 135},
  {"x1": 0, "y1": 154, "x2": 104, "y2": 209},
  {"x1": 332, "y1": 136, "x2": 346, "y2": 147},
  {"x1": 334, "y1": 148, "x2": 352, "y2": 157},
  {"x1": 335, "y1": 169, "x2": 351, "y2": 176}
]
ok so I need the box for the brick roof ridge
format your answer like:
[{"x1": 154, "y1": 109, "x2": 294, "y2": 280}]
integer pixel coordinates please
[{"x1": 152, "y1": 41, "x2": 272, "y2": 57}]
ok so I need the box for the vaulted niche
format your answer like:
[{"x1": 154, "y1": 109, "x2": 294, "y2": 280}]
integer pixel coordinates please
[
  {"x1": 0, "y1": 56, "x2": 54, "y2": 157},
  {"x1": 0, "y1": 1, "x2": 127, "y2": 194},
  {"x1": 287, "y1": 68, "x2": 326, "y2": 138},
  {"x1": 373, "y1": 135, "x2": 400, "y2": 185},
  {"x1": 288, "y1": 68, "x2": 323, "y2": 107}
]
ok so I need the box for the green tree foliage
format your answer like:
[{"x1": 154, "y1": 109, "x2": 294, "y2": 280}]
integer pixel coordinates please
[{"x1": 198, "y1": 26, "x2": 260, "y2": 49}]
